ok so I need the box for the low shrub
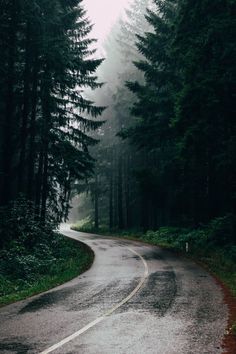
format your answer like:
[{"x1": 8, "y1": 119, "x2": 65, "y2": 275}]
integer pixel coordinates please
[
  {"x1": 207, "y1": 214, "x2": 236, "y2": 246},
  {"x1": 0, "y1": 197, "x2": 94, "y2": 305},
  {"x1": 0, "y1": 241, "x2": 56, "y2": 281}
]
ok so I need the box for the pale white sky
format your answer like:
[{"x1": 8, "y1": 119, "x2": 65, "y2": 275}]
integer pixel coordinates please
[{"x1": 83, "y1": 0, "x2": 131, "y2": 47}]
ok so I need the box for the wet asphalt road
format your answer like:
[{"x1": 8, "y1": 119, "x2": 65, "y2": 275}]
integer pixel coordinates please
[{"x1": 0, "y1": 225, "x2": 228, "y2": 354}]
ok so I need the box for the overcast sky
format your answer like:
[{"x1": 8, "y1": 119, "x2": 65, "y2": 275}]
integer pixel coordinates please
[{"x1": 83, "y1": 0, "x2": 131, "y2": 48}]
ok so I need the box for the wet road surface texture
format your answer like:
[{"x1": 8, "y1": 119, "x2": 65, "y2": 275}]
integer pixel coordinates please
[{"x1": 0, "y1": 225, "x2": 228, "y2": 354}]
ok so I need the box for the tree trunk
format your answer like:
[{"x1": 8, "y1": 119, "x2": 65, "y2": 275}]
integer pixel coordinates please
[
  {"x1": 40, "y1": 148, "x2": 49, "y2": 223},
  {"x1": 125, "y1": 154, "x2": 131, "y2": 229},
  {"x1": 94, "y1": 174, "x2": 99, "y2": 229},
  {"x1": 18, "y1": 21, "x2": 31, "y2": 194},
  {"x1": 39, "y1": 65, "x2": 51, "y2": 223},
  {"x1": 1, "y1": 0, "x2": 17, "y2": 206},
  {"x1": 118, "y1": 155, "x2": 123, "y2": 229},
  {"x1": 35, "y1": 149, "x2": 44, "y2": 218},
  {"x1": 109, "y1": 169, "x2": 113, "y2": 230},
  {"x1": 27, "y1": 53, "x2": 39, "y2": 200}
]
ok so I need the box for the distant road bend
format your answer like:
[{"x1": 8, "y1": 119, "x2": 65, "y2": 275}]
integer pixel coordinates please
[{"x1": 0, "y1": 224, "x2": 228, "y2": 354}]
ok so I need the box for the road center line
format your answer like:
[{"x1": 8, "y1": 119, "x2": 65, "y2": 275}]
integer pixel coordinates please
[{"x1": 39, "y1": 247, "x2": 149, "y2": 354}]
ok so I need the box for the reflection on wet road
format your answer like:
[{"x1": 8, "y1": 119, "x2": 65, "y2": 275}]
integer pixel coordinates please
[{"x1": 0, "y1": 225, "x2": 228, "y2": 354}]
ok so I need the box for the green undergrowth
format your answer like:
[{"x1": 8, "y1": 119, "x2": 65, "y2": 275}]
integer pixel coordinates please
[{"x1": 0, "y1": 235, "x2": 94, "y2": 307}]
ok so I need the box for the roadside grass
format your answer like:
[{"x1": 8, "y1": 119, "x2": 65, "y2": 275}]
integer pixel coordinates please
[
  {"x1": 72, "y1": 217, "x2": 236, "y2": 334},
  {"x1": 0, "y1": 236, "x2": 94, "y2": 307}
]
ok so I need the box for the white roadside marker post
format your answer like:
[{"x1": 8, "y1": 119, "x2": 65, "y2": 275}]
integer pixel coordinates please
[{"x1": 186, "y1": 242, "x2": 189, "y2": 253}]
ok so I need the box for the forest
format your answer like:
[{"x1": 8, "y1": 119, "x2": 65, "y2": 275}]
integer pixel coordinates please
[
  {"x1": 0, "y1": 0, "x2": 235, "y2": 302},
  {"x1": 76, "y1": 0, "x2": 236, "y2": 244}
]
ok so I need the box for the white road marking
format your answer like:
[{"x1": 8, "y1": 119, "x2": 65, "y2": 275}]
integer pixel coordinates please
[{"x1": 39, "y1": 247, "x2": 149, "y2": 354}]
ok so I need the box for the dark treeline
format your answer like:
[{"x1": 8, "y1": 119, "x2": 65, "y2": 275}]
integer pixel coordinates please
[
  {"x1": 0, "y1": 0, "x2": 104, "y2": 246},
  {"x1": 83, "y1": 0, "x2": 236, "y2": 243}
]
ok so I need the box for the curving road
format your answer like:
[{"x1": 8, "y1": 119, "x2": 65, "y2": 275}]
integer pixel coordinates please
[{"x1": 0, "y1": 225, "x2": 228, "y2": 354}]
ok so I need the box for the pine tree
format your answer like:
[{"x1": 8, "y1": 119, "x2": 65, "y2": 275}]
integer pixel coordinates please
[
  {"x1": 0, "y1": 0, "x2": 105, "y2": 229},
  {"x1": 124, "y1": 0, "x2": 179, "y2": 227},
  {"x1": 35, "y1": 0, "x2": 105, "y2": 221}
]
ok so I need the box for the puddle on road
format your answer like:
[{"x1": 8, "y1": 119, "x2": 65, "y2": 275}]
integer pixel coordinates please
[
  {"x1": 0, "y1": 339, "x2": 32, "y2": 354},
  {"x1": 98, "y1": 247, "x2": 107, "y2": 251},
  {"x1": 118, "y1": 271, "x2": 177, "y2": 316},
  {"x1": 143, "y1": 250, "x2": 163, "y2": 261},
  {"x1": 19, "y1": 282, "x2": 89, "y2": 314}
]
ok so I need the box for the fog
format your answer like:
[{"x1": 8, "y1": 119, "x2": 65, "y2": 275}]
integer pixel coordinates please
[
  {"x1": 70, "y1": 0, "x2": 154, "y2": 226},
  {"x1": 83, "y1": 0, "x2": 132, "y2": 50}
]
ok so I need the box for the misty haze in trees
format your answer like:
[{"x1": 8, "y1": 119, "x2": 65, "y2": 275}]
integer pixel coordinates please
[
  {"x1": 0, "y1": 0, "x2": 104, "y2": 246},
  {"x1": 76, "y1": 0, "x2": 155, "y2": 230},
  {"x1": 78, "y1": 0, "x2": 236, "y2": 244}
]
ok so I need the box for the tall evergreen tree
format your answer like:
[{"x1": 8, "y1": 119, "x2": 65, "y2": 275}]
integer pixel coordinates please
[
  {"x1": 124, "y1": 0, "x2": 179, "y2": 227},
  {"x1": 0, "y1": 0, "x2": 105, "y2": 234}
]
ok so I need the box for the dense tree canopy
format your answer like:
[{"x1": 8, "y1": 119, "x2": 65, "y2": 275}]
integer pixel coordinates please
[{"x1": 174, "y1": 0, "x2": 236, "y2": 224}]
